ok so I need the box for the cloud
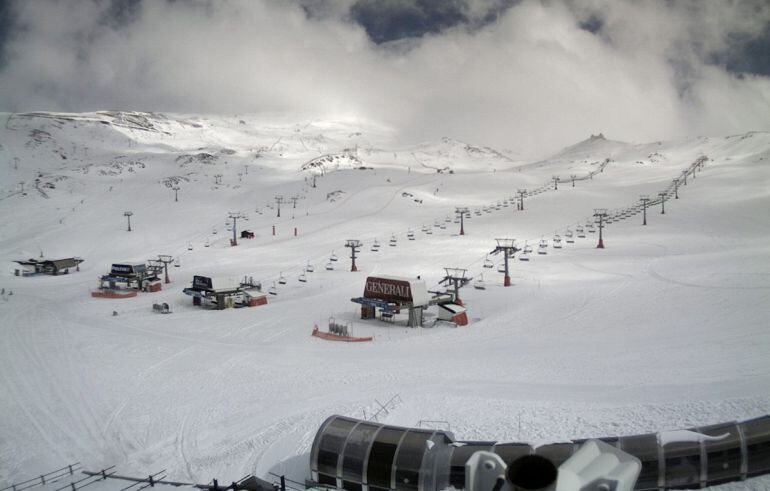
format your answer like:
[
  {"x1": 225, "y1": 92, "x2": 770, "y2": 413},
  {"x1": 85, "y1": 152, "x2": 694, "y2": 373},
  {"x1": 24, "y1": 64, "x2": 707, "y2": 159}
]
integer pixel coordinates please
[{"x1": 0, "y1": 0, "x2": 768, "y2": 155}]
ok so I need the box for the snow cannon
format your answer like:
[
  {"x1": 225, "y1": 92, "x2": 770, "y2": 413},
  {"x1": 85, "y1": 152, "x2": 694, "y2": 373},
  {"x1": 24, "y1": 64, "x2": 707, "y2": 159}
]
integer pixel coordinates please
[{"x1": 308, "y1": 414, "x2": 770, "y2": 491}]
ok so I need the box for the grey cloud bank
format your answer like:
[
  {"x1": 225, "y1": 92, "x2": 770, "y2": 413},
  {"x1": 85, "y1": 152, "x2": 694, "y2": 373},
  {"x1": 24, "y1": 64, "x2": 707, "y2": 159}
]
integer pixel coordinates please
[{"x1": 0, "y1": 0, "x2": 768, "y2": 155}]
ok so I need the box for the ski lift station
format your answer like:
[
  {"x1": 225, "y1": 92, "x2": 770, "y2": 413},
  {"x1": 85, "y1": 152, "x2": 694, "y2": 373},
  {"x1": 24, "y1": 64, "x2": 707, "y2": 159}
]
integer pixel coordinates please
[
  {"x1": 351, "y1": 276, "x2": 467, "y2": 327},
  {"x1": 183, "y1": 275, "x2": 267, "y2": 310},
  {"x1": 92, "y1": 262, "x2": 162, "y2": 298},
  {"x1": 14, "y1": 257, "x2": 83, "y2": 276}
]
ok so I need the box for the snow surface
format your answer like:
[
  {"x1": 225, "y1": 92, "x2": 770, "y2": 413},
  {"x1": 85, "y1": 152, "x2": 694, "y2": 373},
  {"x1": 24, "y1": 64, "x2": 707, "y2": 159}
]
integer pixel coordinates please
[{"x1": 0, "y1": 112, "x2": 769, "y2": 490}]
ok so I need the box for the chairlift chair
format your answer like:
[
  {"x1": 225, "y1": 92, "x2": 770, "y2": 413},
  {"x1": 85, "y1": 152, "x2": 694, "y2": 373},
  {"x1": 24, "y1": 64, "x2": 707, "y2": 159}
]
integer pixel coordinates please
[
  {"x1": 268, "y1": 282, "x2": 278, "y2": 295},
  {"x1": 187, "y1": 242, "x2": 193, "y2": 251},
  {"x1": 278, "y1": 272, "x2": 287, "y2": 285},
  {"x1": 538, "y1": 238, "x2": 548, "y2": 254},
  {"x1": 421, "y1": 225, "x2": 429, "y2": 233},
  {"x1": 519, "y1": 251, "x2": 530, "y2": 261},
  {"x1": 453, "y1": 217, "x2": 460, "y2": 224},
  {"x1": 576, "y1": 224, "x2": 586, "y2": 238},
  {"x1": 325, "y1": 262, "x2": 334, "y2": 271},
  {"x1": 445, "y1": 216, "x2": 452, "y2": 223},
  {"x1": 389, "y1": 235, "x2": 397, "y2": 246},
  {"x1": 305, "y1": 261, "x2": 314, "y2": 273},
  {"x1": 474, "y1": 209, "x2": 482, "y2": 216},
  {"x1": 434, "y1": 220, "x2": 441, "y2": 228},
  {"x1": 483, "y1": 255, "x2": 494, "y2": 269},
  {"x1": 426, "y1": 228, "x2": 433, "y2": 235},
  {"x1": 523, "y1": 242, "x2": 533, "y2": 254},
  {"x1": 497, "y1": 263, "x2": 507, "y2": 273},
  {"x1": 474, "y1": 274, "x2": 486, "y2": 290},
  {"x1": 330, "y1": 251, "x2": 338, "y2": 262},
  {"x1": 553, "y1": 234, "x2": 563, "y2": 249},
  {"x1": 298, "y1": 272, "x2": 307, "y2": 283},
  {"x1": 565, "y1": 229, "x2": 575, "y2": 243},
  {"x1": 174, "y1": 257, "x2": 181, "y2": 267},
  {"x1": 204, "y1": 239, "x2": 210, "y2": 248},
  {"x1": 212, "y1": 227, "x2": 217, "y2": 234},
  {"x1": 407, "y1": 230, "x2": 415, "y2": 240}
]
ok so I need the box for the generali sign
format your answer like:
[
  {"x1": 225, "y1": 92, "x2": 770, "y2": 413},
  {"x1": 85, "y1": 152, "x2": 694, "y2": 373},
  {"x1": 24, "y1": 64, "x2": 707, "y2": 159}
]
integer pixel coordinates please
[{"x1": 364, "y1": 276, "x2": 413, "y2": 303}]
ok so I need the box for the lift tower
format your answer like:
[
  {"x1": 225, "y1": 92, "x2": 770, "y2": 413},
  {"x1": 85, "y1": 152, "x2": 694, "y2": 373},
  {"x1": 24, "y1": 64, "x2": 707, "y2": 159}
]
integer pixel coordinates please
[
  {"x1": 439, "y1": 268, "x2": 471, "y2": 305},
  {"x1": 517, "y1": 189, "x2": 527, "y2": 211},
  {"x1": 594, "y1": 209, "x2": 608, "y2": 249},
  {"x1": 124, "y1": 211, "x2": 133, "y2": 232},
  {"x1": 640, "y1": 195, "x2": 650, "y2": 225},
  {"x1": 157, "y1": 255, "x2": 174, "y2": 283},
  {"x1": 228, "y1": 211, "x2": 245, "y2": 246},
  {"x1": 345, "y1": 240, "x2": 362, "y2": 272},
  {"x1": 455, "y1": 207, "x2": 469, "y2": 235},
  {"x1": 491, "y1": 238, "x2": 519, "y2": 287}
]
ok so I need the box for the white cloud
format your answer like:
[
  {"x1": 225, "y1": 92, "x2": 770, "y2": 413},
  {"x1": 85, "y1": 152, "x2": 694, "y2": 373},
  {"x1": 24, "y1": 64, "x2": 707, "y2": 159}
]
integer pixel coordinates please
[{"x1": 1, "y1": 0, "x2": 768, "y2": 155}]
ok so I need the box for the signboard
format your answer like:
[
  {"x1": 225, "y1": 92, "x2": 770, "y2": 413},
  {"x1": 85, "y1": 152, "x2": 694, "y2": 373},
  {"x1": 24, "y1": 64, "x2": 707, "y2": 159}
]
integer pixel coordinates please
[
  {"x1": 364, "y1": 276, "x2": 415, "y2": 304},
  {"x1": 111, "y1": 263, "x2": 145, "y2": 275},
  {"x1": 193, "y1": 275, "x2": 213, "y2": 290}
]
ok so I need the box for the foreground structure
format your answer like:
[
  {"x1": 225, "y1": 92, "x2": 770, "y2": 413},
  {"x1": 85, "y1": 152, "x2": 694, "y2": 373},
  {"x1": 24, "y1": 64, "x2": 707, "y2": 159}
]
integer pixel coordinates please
[{"x1": 309, "y1": 414, "x2": 770, "y2": 491}]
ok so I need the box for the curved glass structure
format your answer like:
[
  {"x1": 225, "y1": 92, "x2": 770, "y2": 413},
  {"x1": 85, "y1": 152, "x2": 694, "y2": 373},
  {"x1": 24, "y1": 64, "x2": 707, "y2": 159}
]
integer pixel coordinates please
[{"x1": 309, "y1": 414, "x2": 770, "y2": 491}]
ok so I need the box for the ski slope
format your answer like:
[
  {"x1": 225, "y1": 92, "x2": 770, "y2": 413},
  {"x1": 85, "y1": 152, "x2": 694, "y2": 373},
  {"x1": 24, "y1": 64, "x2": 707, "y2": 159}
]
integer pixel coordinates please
[{"x1": 0, "y1": 112, "x2": 769, "y2": 490}]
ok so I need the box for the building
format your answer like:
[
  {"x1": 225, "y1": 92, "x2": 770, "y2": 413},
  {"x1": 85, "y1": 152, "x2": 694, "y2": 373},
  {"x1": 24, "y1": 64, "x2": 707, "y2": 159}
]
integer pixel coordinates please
[
  {"x1": 14, "y1": 257, "x2": 83, "y2": 276},
  {"x1": 183, "y1": 275, "x2": 266, "y2": 310},
  {"x1": 92, "y1": 262, "x2": 162, "y2": 298},
  {"x1": 351, "y1": 276, "x2": 461, "y2": 327}
]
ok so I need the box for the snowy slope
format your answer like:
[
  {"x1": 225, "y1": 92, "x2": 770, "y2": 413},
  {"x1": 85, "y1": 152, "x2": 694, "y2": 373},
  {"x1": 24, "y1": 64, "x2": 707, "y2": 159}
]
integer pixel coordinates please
[{"x1": 1, "y1": 112, "x2": 769, "y2": 490}]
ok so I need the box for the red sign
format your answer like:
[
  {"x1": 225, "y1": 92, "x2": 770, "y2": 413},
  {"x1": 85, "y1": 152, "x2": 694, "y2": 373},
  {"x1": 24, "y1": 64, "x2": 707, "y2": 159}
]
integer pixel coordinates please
[{"x1": 364, "y1": 277, "x2": 413, "y2": 303}]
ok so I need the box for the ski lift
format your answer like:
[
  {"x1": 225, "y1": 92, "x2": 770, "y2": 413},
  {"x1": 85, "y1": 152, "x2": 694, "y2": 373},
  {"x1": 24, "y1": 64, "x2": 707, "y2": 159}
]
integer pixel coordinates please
[
  {"x1": 425, "y1": 228, "x2": 433, "y2": 235},
  {"x1": 538, "y1": 238, "x2": 548, "y2": 254},
  {"x1": 523, "y1": 242, "x2": 533, "y2": 254},
  {"x1": 187, "y1": 242, "x2": 193, "y2": 251},
  {"x1": 330, "y1": 251, "x2": 338, "y2": 262},
  {"x1": 483, "y1": 255, "x2": 494, "y2": 268},
  {"x1": 421, "y1": 225, "x2": 429, "y2": 233},
  {"x1": 474, "y1": 274, "x2": 486, "y2": 290},
  {"x1": 174, "y1": 257, "x2": 181, "y2": 267},
  {"x1": 204, "y1": 239, "x2": 210, "y2": 248},
  {"x1": 576, "y1": 224, "x2": 586, "y2": 238},
  {"x1": 434, "y1": 220, "x2": 441, "y2": 228},
  {"x1": 553, "y1": 234, "x2": 563, "y2": 249},
  {"x1": 268, "y1": 282, "x2": 278, "y2": 295},
  {"x1": 298, "y1": 272, "x2": 307, "y2": 283},
  {"x1": 389, "y1": 235, "x2": 397, "y2": 246},
  {"x1": 565, "y1": 229, "x2": 575, "y2": 244},
  {"x1": 453, "y1": 217, "x2": 460, "y2": 224},
  {"x1": 497, "y1": 263, "x2": 507, "y2": 273},
  {"x1": 445, "y1": 216, "x2": 451, "y2": 223},
  {"x1": 305, "y1": 261, "x2": 314, "y2": 273},
  {"x1": 519, "y1": 250, "x2": 530, "y2": 261},
  {"x1": 474, "y1": 209, "x2": 482, "y2": 216},
  {"x1": 371, "y1": 239, "x2": 380, "y2": 252},
  {"x1": 587, "y1": 222, "x2": 596, "y2": 233},
  {"x1": 407, "y1": 230, "x2": 415, "y2": 240},
  {"x1": 325, "y1": 262, "x2": 334, "y2": 271},
  {"x1": 278, "y1": 272, "x2": 287, "y2": 285}
]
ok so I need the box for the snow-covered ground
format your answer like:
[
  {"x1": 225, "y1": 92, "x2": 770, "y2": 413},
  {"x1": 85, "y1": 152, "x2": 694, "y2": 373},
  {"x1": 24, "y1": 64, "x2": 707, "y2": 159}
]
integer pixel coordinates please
[{"x1": 0, "y1": 112, "x2": 768, "y2": 489}]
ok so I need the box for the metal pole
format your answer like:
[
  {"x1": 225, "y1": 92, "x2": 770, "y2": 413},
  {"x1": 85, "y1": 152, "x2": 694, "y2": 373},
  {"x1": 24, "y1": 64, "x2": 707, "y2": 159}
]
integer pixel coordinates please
[{"x1": 659, "y1": 193, "x2": 666, "y2": 214}]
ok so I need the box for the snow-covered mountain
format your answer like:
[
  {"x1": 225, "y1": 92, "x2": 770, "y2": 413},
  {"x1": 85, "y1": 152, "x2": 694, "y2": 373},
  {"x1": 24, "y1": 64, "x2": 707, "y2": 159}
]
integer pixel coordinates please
[{"x1": 1, "y1": 112, "x2": 769, "y2": 490}]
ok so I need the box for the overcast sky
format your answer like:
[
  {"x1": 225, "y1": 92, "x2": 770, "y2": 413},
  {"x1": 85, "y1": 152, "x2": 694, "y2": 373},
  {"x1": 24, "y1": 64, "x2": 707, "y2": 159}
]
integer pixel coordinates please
[{"x1": 0, "y1": 0, "x2": 769, "y2": 154}]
